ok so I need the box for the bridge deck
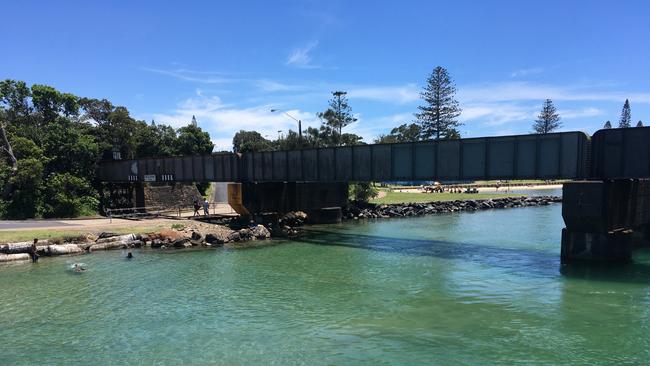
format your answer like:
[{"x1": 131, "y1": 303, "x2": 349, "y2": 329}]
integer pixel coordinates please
[{"x1": 97, "y1": 128, "x2": 650, "y2": 183}]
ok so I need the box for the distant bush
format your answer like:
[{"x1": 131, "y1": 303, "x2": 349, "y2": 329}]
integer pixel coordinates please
[{"x1": 349, "y1": 182, "x2": 378, "y2": 203}]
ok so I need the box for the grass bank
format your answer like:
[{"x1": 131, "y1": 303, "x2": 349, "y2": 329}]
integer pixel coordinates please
[
  {"x1": 0, "y1": 224, "x2": 170, "y2": 244},
  {"x1": 371, "y1": 191, "x2": 522, "y2": 205}
]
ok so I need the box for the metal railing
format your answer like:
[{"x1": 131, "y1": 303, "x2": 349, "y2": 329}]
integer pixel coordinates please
[
  {"x1": 106, "y1": 202, "x2": 236, "y2": 222},
  {"x1": 106, "y1": 206, "x2": 164, "y2": 222}
]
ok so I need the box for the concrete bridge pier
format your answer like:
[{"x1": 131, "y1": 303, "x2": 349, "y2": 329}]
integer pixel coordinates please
[
  {"x1": 561, "y1": 179, "x2": 650, "y2": 263},
  {"x1": 229, "y1": 182, "x2": 349, "y2": 224}
]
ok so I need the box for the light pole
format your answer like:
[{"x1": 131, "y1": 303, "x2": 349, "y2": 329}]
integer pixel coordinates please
[{"x1": 270, "y1": 109, "x2": 302, "y2": 145}]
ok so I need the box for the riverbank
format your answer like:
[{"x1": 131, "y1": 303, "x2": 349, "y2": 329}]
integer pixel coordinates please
[
  {"x1": 371, "y1": 191, "x2": 522, "y2": 205},
  {"x1": 0, "y1": 221, "x2": 276, "y2": 263},
  {"x1": 347, "y1": 195, "x2": 561, "y2": 219},
  {"x1": 1, "y1": 195, "x2": 561, "y2": 263}
]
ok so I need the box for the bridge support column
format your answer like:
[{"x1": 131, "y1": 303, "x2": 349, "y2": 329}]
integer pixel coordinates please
[
  {"x1": 232, "y1": 182, "x2": 348, "y2": 223},
  {"x1": 561, "y1": 179, "x2": 650, "y2": 263}
]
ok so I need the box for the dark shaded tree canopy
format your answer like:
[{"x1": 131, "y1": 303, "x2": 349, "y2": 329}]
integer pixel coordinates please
[
  {"x1": 0, "y1": 79, "x2": 215, "y2": 219},
  {"x1": 232, "y1": 130, "x2": 273, "y2": 153}
]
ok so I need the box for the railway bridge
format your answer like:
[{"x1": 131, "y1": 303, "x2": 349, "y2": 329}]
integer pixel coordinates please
[{"x1": 98, "y1": 127, "x2": 650, "y2": 262}]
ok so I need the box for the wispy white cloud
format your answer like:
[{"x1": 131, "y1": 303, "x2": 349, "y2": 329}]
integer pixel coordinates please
[
  {"x1": 348, "y1": 84, "x2": 420, "y2": 104},
  {"x1": 459, "y1": 81, "x2": 650, "y2": 104},
  {"x1": 152, "y1": 93, "x2": 320, "y2": 151},
  {"x1": 558, "y1": 107, "x2": 603, "y2": 119},
  {"x1": 142, "y1": 67, "x2": 236, "y2": 84},
  {"x1": 253, "y1": 79, "x2": 307, "y2": 92},
  {"x1": 462, "y1": 103, "x2": 537, "y2": 126},
  {"x1": 510, "y1": 67, "x2": 544, "y2": 78},
  {"x1": 286, "y1": 41, "x2": 321, "y2": 69}
]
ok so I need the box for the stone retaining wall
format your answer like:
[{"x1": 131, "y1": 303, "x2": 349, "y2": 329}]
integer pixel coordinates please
[{"x1": 143, "y1": 183, "x2": 202, "y2": 209}]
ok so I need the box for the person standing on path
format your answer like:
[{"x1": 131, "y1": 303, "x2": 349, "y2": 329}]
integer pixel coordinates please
[
  {"x1": 203, "y1": 199, "x2": 210, "y2": 216},
  {"x1": 193, "y1": 199, "x2": 201, "y2": 217}
]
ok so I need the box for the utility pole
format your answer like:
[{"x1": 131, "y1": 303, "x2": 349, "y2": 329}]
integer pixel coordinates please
[{"x1": 271, "y1": 109, "x2": 303, "y2": 147}]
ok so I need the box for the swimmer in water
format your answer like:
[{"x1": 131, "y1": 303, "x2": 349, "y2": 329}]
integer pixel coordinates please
[
  {"x1": 73, "y1": 263, "x2": 86, "y2": 272},
  {"x1": 126, "y1": 251, "x2": 133, "y2": 259}
]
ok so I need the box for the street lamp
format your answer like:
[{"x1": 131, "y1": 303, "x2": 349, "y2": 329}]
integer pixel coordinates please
[{"x1": 270, "y1": 109, "x2": 302, "y2": 144}]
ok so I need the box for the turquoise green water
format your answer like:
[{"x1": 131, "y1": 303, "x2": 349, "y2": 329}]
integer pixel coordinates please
[{"x1": 2, "y1": 203, "x2": 650, "y2": 365}]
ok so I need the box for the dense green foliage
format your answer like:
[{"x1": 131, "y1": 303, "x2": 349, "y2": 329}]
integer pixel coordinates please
[
  {"x1": 349, "y1": 182, "x2": 379, "y2": 203},
  {"x1": 0, "y1": 80, "x2": 213, "y2": 219},
  {"x1": 375, "y1": 123, "x2": 422, "y2": 143}
]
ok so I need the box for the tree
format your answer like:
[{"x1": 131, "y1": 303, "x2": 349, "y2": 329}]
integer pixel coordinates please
[
  {"x1": 637, "y1": 121, "x2": 644, "y2": 127},
  {"x1": 274, "y1": 130, "x2": 312, "y2": 150},
  {"x1": 175, "y1": 123, "x2": 213, "y2": 155},
  {"x1": 375, "y1": 123, "x2": 422, "y2": 143},
  {"x1": 42, "y1": 172, "x2": 98, "y2": 218},
  {"x1": 317, "y1": 91, "x2": 357, "y2": 146},
  {"x1": 603, "y1": 121, "x2": 612, "y2": 129},
  {"x1": 0, "y1": 79, "x2": 217, "y2": 219},
  {"x1": 31, "y1": 84, "x2": 78, "y2": 121},
  {"x1": 232, "y1": 130, "x2": 273, "y2": 153},
  {"x1": 619, "y1": 99, "x2": 632, "y2": 128},
  {"x1": 532, "y1": 99, "x2": 562, "y2": 134},
  {"x1": 415, "y1": 66, "x2": 462, "y2": 140},
  {"x1": 135, "y1": 122, "x2": 178, "y2": 158},
  {"x1": 1, "y1": 136, "x2": 46, "y2": 218},
  {"x1": 349, "y1": 182, "x2": 378, "y2": 203}
]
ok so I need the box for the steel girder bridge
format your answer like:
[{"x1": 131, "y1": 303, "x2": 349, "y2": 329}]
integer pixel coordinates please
[{"x1": 98, "y1": 127, "x2": 650, "y2": 262}]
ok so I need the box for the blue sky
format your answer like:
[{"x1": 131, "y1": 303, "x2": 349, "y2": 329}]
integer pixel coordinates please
[{"x1": 2, "y1": 0, "x2": 649, "y2": 150}]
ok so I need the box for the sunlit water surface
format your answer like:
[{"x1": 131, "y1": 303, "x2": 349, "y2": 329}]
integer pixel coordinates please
[{"x1": 2, "y1": 196, "x2": 649, "y2": 365}]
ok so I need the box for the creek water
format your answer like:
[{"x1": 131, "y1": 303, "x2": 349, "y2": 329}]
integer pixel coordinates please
[{"x1": 1, "y1": 195, "x2": 649, "y2": 365}]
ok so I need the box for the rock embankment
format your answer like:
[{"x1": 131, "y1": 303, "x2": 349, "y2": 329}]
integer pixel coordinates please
[
  {"x1": 344, "y1": 196, "x2": 561, "y2": 220},
  {"x1": 0, "y1": 222, "x2": 273, "y2": 263}
]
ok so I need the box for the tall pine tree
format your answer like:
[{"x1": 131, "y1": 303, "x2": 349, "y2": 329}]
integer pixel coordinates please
[
  {"x1": 532, "y1": 99, "x2": 562, "y2": 134},
  {"x1": 619, "y1": 99, "x2": 631, "y2": 128},
  {"x1": 415, "y1": 66, "x2": 462, "y2": 140},
  {"x1": 317, "y1": 91, "x2": 357, "y2": 146}
]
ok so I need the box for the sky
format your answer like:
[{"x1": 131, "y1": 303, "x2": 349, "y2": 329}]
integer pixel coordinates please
[{"x1": 2, "y1": 0, "x2": 649, "y2": 150}]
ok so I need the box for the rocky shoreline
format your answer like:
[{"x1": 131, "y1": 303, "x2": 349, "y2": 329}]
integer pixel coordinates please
[
  {"x1": 0, "y1": 222, "x2": 274, "y2": 263},
  {"x1": 1, "y1": 196, "x2": 561, "y2": 263},
  {"x1": 343, "y1": 195, "x2": 562, "y2": 220}
]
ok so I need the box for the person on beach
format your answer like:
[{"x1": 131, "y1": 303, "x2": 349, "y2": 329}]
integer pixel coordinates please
[
  {"x1": 203, "y1": 199, "x2": 209, "y2": 216},
  {"x1": 29, "y1": 238, "x2": 39, "y2": 263},
  {"x1": 193, "y1": 199, "x2": 201, "y2": 216}
]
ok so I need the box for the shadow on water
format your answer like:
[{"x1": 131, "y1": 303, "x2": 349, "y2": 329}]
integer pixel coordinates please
[
  {"x1": 299, "y1": 228, "x2": 560, "y2": 278},
  {"x1": 560, "y1": 251, "x2": 650, "y2": 284},
  {"x1": 299, "y1": 229, "x2": 650, "y2": 284}
]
